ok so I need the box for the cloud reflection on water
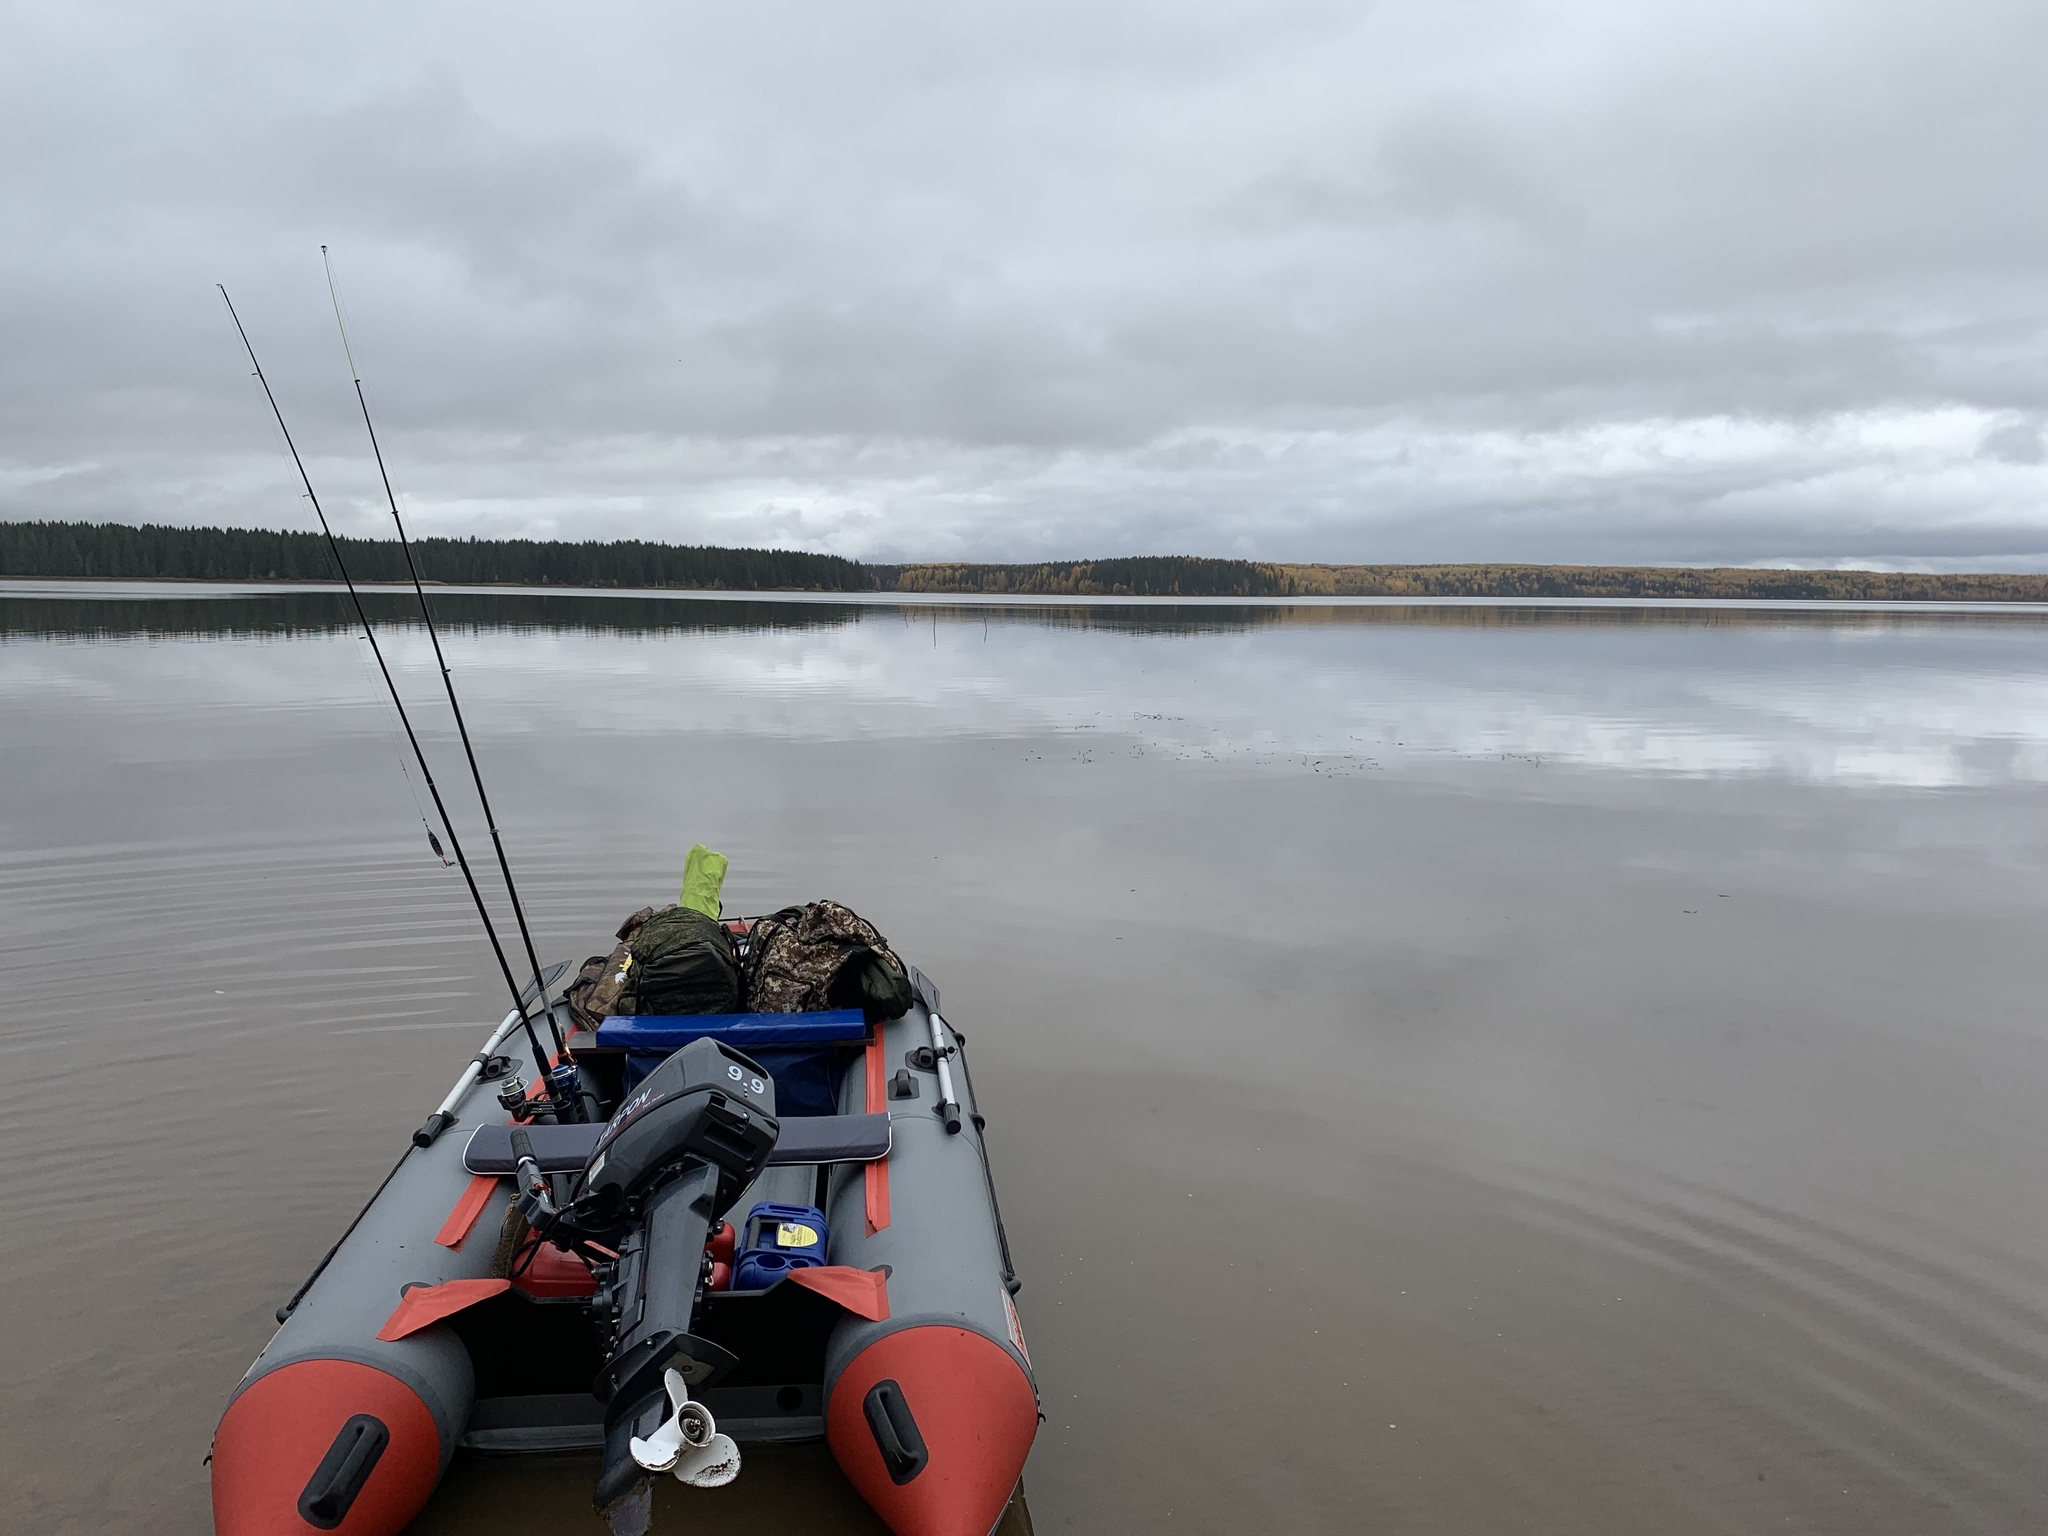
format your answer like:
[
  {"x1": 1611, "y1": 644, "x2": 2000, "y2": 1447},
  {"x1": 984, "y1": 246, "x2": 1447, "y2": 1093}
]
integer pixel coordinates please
[{"x1": 4, "y1": 592, "x2": 2045, "y2": 790}]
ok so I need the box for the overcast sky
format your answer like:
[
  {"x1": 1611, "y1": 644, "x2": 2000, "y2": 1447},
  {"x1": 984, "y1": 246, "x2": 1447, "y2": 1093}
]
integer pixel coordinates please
[{"x1": 2, "y1": 1, "x2": 2043, "y2": 567}]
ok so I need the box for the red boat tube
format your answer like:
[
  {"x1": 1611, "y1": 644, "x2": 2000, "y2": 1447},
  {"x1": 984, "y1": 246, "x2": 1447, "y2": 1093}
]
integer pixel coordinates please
[
  {"x1": 828, "y1": 1326, "x2": 1038, "y2": 1536},
  {"x1": 213, "y1": 1360, "x2": 442, "y2": 1536},
  {"x1": 212, "y1": 1114, "x2": 500, "y2": 1535},
  {"x1": 821, "y1": 998, "x2": 1039, "y2": 1535}
]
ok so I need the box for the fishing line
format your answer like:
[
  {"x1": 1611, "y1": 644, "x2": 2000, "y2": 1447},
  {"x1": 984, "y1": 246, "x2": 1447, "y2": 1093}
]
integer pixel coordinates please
[
  {"x1": 217, "y1": 283, "x2": 559, "y2": 1088},
  {"x1": 342, "y1": 619, "x2": 451, "y2": 865},
  {"x1": 258, "y1": 405, "x2": 442, "y2": 867},
  {"x1": 382, "y1": 680, "x2": 453, "y2": 865},
  {"x1": 322, "y1": 246, "x2": 561, "y2": 1055}
]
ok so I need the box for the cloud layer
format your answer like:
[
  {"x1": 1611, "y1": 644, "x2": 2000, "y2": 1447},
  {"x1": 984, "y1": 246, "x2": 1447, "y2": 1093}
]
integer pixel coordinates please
[{"x1": 2, "y1": 0, "x2": 2043, "y2": 564}]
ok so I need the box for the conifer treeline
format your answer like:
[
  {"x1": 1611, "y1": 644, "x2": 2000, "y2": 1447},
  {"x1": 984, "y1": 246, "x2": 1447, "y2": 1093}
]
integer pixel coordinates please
[
  {"x1": 5, "y1": 521, "x2": 2046, "y2": 601},
  {"x1": 877, "y1": 556, "x2": 1291, "y2": 597},
  {"x1": 0, "y1": 521, "x2": 869, "y2": 591}
]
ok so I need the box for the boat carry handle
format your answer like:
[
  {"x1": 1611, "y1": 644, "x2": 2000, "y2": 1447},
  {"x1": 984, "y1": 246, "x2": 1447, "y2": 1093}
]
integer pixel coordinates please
[
  {"x1": 296, "y1": 1413, "x2": 389, "y2": 1529},
  {"x1": 862, "y1": 1379, "x2": 929, "y2": 1484}
]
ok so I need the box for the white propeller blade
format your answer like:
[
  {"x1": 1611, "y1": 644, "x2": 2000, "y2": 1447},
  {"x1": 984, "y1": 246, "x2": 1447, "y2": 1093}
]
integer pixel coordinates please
[
  {"x1": 629, "y1": 1367, "x2": 742, "y2": 1487},
  {"x1": 672, "y1": 1432, "x2": 742, "y2": 1488},
  {"x1": 629, "y1": 1368, "x2": 706, "y2": 1471}
]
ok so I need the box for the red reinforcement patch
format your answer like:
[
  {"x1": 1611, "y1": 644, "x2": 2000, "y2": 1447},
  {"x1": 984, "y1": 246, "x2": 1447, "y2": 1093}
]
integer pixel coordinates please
[
  {"x1": 787, "y1": 1264, "x2": 892, "y2": 1321},
  {"x1": 376, "y1": 1278, "x2": 510, "y2": 1341},
  {"x1": 434, "y1": 1173, "x2": 499, "y2": 1248},
  {"x1": 864, "y1": 1035, "x2": 891, "y2": 1234}
]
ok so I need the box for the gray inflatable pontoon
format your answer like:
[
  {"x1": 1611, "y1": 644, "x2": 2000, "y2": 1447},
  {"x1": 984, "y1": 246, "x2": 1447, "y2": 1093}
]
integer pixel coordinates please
[{"x1": 212, "y1": 949, "x2": 1036, "y2": 1536}]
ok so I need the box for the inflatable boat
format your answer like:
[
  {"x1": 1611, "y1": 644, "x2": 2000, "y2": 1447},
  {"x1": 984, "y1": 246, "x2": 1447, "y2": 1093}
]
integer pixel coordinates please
[{"x1": 210, "y1": 943, "x2": 1036, "y2": 1536}]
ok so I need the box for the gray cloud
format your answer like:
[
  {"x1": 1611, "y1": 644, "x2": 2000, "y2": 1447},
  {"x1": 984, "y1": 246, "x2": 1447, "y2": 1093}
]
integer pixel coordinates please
[{"x1": 1, "y1": 0, "x2": 2043, "y2": 564}]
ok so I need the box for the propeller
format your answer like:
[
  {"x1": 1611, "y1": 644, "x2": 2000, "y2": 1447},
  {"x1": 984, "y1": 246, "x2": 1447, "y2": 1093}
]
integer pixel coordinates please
[{"x1": 629, "y1": 1367, "x2": 742, "y2": 1488}]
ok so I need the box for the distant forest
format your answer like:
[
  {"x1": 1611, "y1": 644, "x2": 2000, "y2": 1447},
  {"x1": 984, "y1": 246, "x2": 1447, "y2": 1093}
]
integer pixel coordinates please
[
  {"x1": 882, "y1": 556, "x2": 1291, "y2": 597},
  {"x1": 5, "y1": 521, "x2": 2046, "y2": 602},
  {"x1": 0, "y1": 520, "x2": 869, "y2": 592},
  {"x1": 1270, "y1": 562, "x2": 2048, "y2": 602}
]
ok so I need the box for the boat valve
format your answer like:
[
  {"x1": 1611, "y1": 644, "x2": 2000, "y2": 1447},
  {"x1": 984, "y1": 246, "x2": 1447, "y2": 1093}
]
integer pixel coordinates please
[{"x1": 630, "y1": 1367, "x2": 741, "y2": 1488}]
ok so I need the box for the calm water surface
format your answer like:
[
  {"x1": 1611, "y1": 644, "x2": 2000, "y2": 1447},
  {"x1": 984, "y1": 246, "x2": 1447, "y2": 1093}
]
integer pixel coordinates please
[{"x1": 4, "y1": 586, "x2": 2047, "y2": 1534}]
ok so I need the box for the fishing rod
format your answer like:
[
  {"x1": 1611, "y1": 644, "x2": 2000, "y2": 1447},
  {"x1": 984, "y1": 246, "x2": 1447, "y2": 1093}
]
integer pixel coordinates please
[
  {"x1": 216, "y1": 283, "x2": 566, "y2": 1108},
  {"x1": 321, "y1": 246, "x2": 562, "y2": 1057}
]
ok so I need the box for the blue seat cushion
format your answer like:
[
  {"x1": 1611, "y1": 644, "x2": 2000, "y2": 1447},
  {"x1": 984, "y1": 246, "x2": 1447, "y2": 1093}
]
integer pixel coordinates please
[
  {"x1": 600, "y1": 1010, "x2": 867, "y2": 1115},
  {"x1": 595, "y1": 1009, "x2": 868, "y2": 1052}
]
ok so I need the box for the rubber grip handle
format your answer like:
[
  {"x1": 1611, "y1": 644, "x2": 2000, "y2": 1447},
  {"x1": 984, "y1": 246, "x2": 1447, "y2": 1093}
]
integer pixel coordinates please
[
  {"x1": 863, "y1": 1379, "x2": 929, "y2": 1484},
  {"x1": 296, "y1": 1413, "x2": 390, "y2": 1529}
]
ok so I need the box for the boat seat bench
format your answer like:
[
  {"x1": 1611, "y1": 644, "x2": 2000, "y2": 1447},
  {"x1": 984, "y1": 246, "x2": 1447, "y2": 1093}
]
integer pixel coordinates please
[{"x1": 462, "y1": 1111, "x2": 891, "y2": 1176}]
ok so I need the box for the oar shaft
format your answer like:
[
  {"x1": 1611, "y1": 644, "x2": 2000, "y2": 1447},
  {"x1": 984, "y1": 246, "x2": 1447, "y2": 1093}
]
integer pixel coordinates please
[
  {"x1": 929, "y1": 1011, "x2": 963, "y2": 1134},
  {"x1": 411, "y1": 1006, "x2": 528, "y2": 1145},
  {"x1": 438, "y1": 1009, "x2": 527, "y2": 1114}
]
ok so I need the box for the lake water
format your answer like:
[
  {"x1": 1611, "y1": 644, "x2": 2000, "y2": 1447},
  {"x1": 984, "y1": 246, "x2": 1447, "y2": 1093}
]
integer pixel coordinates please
[{"x1": 4, "y1": 583, "x2": 2048, "y2": 1534}]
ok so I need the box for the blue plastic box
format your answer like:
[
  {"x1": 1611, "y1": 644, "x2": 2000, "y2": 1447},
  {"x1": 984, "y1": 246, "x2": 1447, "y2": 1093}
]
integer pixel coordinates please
[{"x1": 733, "y1": 1201, "x2": 829, "y2": 1291}]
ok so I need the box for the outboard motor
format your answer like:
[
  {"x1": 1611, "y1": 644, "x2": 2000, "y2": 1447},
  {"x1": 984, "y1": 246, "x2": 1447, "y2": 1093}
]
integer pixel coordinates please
[{"x1": 518, "y1": 1036, "x2": 778, "y2": 1531}]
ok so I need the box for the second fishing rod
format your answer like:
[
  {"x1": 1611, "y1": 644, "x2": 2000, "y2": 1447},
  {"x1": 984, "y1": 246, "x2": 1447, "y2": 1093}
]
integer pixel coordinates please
[
  {"x1": 218, "y1": 284, "x2": 573, "y2": 1120},
  {"x1": 321, "y1": 247, "x2": 560, "y2": 1061}
]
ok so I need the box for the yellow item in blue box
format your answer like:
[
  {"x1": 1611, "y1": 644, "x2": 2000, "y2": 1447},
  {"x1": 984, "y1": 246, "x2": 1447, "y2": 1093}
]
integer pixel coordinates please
[{"x1": 733, "y1": 1201, "x2": 829, "y2": 1290}]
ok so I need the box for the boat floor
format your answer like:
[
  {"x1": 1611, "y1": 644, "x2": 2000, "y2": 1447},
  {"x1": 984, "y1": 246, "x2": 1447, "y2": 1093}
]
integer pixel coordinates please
[{"x1": 448, "y1": 1263, "x2": 848, "y2": 1453}]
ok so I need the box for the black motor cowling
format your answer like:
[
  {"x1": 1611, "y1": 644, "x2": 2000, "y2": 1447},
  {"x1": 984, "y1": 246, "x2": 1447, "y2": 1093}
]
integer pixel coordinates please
[{"x1": 583, "y1": 1036, "x2": 778, "y2": 1213}]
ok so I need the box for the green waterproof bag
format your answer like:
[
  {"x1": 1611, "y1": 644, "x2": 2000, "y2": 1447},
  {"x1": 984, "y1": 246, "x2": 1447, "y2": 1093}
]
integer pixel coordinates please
[{"x1": 679, "y1": 844, "x2": 729, "y2": 919}]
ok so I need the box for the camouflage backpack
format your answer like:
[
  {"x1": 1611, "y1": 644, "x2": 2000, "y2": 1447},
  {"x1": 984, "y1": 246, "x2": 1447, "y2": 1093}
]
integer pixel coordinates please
[
  {"x1": 564, "y1": 902, "x2": 742, "y2": 1024},
  {"x1": 563, "y1": 906, "x2": 657, "y2": 1031},
  {"x1": 743, "y1": 900, "x2": 916, "y2": 1021}
]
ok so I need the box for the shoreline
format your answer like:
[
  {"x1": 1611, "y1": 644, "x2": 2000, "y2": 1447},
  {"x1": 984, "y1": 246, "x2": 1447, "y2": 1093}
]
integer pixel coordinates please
[{"x1": 8, "y1": 576, "x2": 2048, "y2": 615}]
